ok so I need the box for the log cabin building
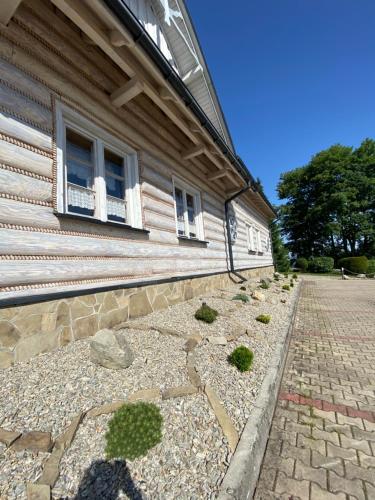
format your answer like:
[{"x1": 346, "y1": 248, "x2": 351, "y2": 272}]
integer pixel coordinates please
[{"x1": 0, "y1": 0, "x2": 275, "y2": 368}]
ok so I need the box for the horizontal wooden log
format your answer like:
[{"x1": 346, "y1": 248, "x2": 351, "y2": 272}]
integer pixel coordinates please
[
  {"x1": 0, "y1": 168, "x2": 52, "y2": 202},
  {"x1": 0, "y1": 56, "x2": 51, "y2": 107},
  {"x1": 0, "y1": 82, "x2": 52, "y2": 131},
  {"x1": 142, "y1": 165, "x2": 173, "y2": 194},
  {"x1": 0, "y1": 258, "x2": 229, "y2": 287},
  {"x1": 0, "y1": 139, "x2": 52, "y2": 177},
  {"x1": 141, "y1": 181, "x2": 173, "y2": 206},
  {"x1": 0, "y1": 110, "x2": 52, "y2": 150},
  {"x1": 142, "y1": 195, "x2": 175, "y2": 221},
  {"x1": 0, "y1": 228, "x2": 229, "y2": 260},
  {"x1": 143, "y1": 209, "x2": 176, "y2": 232}
]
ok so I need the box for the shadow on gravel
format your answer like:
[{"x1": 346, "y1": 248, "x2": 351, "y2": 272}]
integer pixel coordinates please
[{"x1": 74, "y1": 459, "x2": 143, "y2": 500}]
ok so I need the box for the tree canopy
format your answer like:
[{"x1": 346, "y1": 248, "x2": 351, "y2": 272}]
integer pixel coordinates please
[{"x1": 277, "y1": 138, "x2": 375, "y2": 260}]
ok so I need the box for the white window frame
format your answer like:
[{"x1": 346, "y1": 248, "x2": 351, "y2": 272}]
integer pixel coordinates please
[
  {"x1": 256, "y1": 228, "x2": 262, "y2": 253},
  {"x1": 55, "y1": 102, "x2": 142, "y2": 229},
  {"x1": 172, "y1": 176, "x2": 204, "y2": 241},
  {"x1": 247, "y1": 224, "x2": 256, "y2": 252}
]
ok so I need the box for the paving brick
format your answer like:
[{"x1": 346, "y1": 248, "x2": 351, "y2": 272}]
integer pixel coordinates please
[
  {"x1": 310, "y1": 482, "x2": 346, "y2": 500},
  {"x1": 357, "y1": 450, "x2": 375, "y2": 468},
  {"x1": 297, "y1": 433, "x2": 326, "y2": 455},
  {"x1": 262, "y1": 454, "x2": 295, "y2": 477},
  {"x1": 312, "y1": 427, "x2": 340, "y2": 446},
  {"x1": 345, "y1": 462, "x2": 375, "y2": 485},
  {"x1": 274, "y1": 472, "x2": 310, "y2": 499},
  {"x1": 294, "y1": 458, "x2": 327, "y2": 486},
  {"x1": 339, "y1": 434, "x2": 372, "y2": 455},
  {"x1": 328, "y1": 471, "x2": 366, "y2": 500},
  {"x1": 351, "y1": 426, "x2": 375, "y2": 443},
  {"x1": 336, "y1": 414, "x2": 365, "y2": 429},
  {"x1": 281, "y1": 440, "x2": 310, "y2": 465}
]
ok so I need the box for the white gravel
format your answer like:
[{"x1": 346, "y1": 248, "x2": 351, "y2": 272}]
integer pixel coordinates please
[{"x1": 0, "y1": 276, "x2": 298, "y2": 499}]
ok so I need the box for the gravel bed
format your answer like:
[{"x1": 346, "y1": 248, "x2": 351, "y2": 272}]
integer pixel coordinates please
[
  {"x1": 195, "y1": 283, "x2": 298, "y2": 432},
  {"x1": 0, "y1": 329, "x2": 187, "y2": 438},
  {"x1": 53, "y1": 394, "x2": 230, "y2": 499},
  {"x1": 0, "y1": 276, "x2": 298, "y2": 499}
]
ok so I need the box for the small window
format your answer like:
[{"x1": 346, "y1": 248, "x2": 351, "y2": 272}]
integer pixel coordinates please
[
  {"x1": 247, "y1": 224, "x2": 256, "y2": 252},
  {"x1": 173, "y1": 178, "x2": 203, "y2": 240},
  {"x1": 56, "y1": 103, "x2": 142, "y2": 229}
]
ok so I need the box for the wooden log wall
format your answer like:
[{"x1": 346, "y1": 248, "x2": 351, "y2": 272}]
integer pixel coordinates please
[{"x1": 0, "y1": 0, "x2": 273, "y2": 297}]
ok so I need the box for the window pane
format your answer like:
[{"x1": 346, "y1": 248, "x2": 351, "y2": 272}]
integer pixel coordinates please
[
  {"x1": 67, "y1": 183, "x2": 95, "y2": 217},
  {"x1": 107, "y1": 196, "x2": 126, "y2": 223},
  {"x1": 105, "y1": 149, "x2": 124, "y2": 178},
  {"x1": 186, "y1": 193, "x2": 197, "y2": 238},
  {"x1": 174, "y1": 187, "x2": 185, "y2": 236},
  {"x1": 106, "y1": 176, "x2": 124, "y2": 198},
  {"x1": 66, "y1": 129, "x2": 93, "y2": 164},
  {"x1": 66, "y1": 160, "x2": 93, "y2": 188}
]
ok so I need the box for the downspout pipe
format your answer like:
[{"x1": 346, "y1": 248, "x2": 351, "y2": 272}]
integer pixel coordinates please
[{"x1": 225, "y1": 182, "x2": 253, "y2": 280}]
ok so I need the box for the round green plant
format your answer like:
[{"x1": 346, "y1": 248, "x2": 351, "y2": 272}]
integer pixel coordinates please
[
  {"x1": 256, "y1": 314, "x2": 271, "y2": 324},
  {"x1": 195, "y1": 303, "x2": 218, "y2": 323},
  {"x1": 232, "y1": 293, "x2": 249, "y2": 303},
  {"x1": 260, "y1": 280, "x2": 270, "y2": 289},
  {"x1": 292, "y1": 273, "x2": 298, "y2": 280},
  {"x1": 282, "y1": 284, "x2": 290, "y2": 291},
  {"x1": 105, "y1": 402, "x2": 163, "y2": 461},
  {"x1": 228, "y1": 345, "x2": 254, "y2": 372}
]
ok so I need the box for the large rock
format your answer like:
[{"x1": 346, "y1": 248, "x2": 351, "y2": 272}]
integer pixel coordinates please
[
  {"x1": 90, "y1": 329, "x2": 134, "y2": 369},
  {"x1": 11, "y1": 431, "x2": 53, "y2": 453},
  {"x1": 252, "y1": 290, "x2": 266, "y2": 302}
]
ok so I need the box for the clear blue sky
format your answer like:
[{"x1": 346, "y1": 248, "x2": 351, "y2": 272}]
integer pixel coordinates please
[{"x1": 187, "y1": 0, "x2": 375, "y2": 205}]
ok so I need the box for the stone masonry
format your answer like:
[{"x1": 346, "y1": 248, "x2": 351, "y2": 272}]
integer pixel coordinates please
[
  {"x1": 0, "y1": 266, "x2": 273, "y2": 368},
  {"x1": 255, "y1": 277, "x2": 375, "y2": 500}
]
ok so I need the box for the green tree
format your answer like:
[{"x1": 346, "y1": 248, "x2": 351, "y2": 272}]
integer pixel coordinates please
[
  {"x1": 270, "y1": 217, "x2": 290, "y2": 272},
  {"x1": 278, "y1": 139, "x2": 375, "y2": 259}
]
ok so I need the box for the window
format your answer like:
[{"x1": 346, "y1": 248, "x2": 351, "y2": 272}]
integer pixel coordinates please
[
  {"x1": 256, "y1": 229, "x2": 262, "y2": 253},
  {"x1": 173, "y1": 178, "x2": 204, "y2": 240},
  {"x1": 56, "y1": 103, "x2": 142, "y2": 228}
]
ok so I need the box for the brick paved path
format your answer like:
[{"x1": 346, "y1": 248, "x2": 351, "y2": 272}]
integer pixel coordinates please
[{"x1": 255, "y1": 277, "x2": 375, "y2": 500}]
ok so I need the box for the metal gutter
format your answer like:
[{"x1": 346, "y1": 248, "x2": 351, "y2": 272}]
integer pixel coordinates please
[
  {"x1": 225, "y1": 183, "x2": 252, "y2": 279},
  {"x1": 102, "y1": 0, "x2": 276, "y2": 218}
]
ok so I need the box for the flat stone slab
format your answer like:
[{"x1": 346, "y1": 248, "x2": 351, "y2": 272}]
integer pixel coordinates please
[
  {"x1": 27, "y1": 483, "x2": 51, "y2": 500},
  {"x1": 205, "y1": 385, "x2": 239, "y2": 452},
  {"x1": 86, "y1": 401, "x2": 126, "y2": 418},
  {"x1": 55, "y1": 412, "x2": 85, "y2": 451},
  {"x1": 11, "y1": 431, "x2": 53, "y2": 453},
  {"x1": 0, "y1": 428, "x2": 21, "y2": 447},
  {"x1": 162, "y1": 384, "x2": 198, "y2": 400},
  {"x1": 207, "y1": 336, "x2": 227, "y2": 345},
  {"x1": 128, "y1": 388, "x2": 161, "y2": 402},
  {"x1": 38, "y1": 447, "x2": 64, "y2": 487}
]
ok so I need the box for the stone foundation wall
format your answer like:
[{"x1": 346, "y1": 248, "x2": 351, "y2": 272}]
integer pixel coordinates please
[{"x1": 0, "y1": 267, "x2": 274, "y2": 368}]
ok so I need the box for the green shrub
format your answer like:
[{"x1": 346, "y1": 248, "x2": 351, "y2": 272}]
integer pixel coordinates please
[
  {"x1": 195, "y1": 303, "x2": 218, "y2": 323},
  {"x1": 228, "y1": 345, "x2": 254, "y2": 372},
  {"x1": 292, "y1": 273, "x2": 298, "y2": 280},
  {"x1": 256, "y1": 314, "x2": 271, "y2": 324},
  {"x1": 290, "y1": 280, "x2": 294, "y2": 288},
  {"x1": 296, "y1": 257, "x2": 308, "y2": 272},
  {"x1": 282, "y1": 284, "x2": 290, "y2": 291},
  {"x1": 105, "y1": 402, "x2": 163, "y2": 460},
  {"x1": 338, "y1": 256, "x2": 369, "y2": 274},
  {"x1": 284, "y1": 273, "x2": 289, "y2": 278},
  {"x1": 232, "y1": 293, "x2": 249, "y2": 303},
  {"x1": 308, "y1": 257, "x2": 334, "y2": 273},
  {"x1": 368, "y1": 259, "x2": 375, "y2": 274},
  {"x1": 260, "y1": 280, "x2": 270, "y2": 289},
  {"x1": 274, "y1": 275, "x2": 280, "y2": 281},
  {"x1": 240, "y1": 286, "x2": 247, "y2": 291}
]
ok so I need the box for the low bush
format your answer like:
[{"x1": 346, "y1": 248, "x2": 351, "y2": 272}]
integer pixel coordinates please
[
  {"x1": 228, "y1": 345, "x2": 254, "y2": 372},
  {"x1": 240, "y1": 286, "x2": 247, "y2": 291},
  {"x1": 296, "y1": 257, "x2": 308, "y2": 272},
  {"x1": 260, "y1": 280, "x2": 270, "y2": 289},
  {"x1": 290, "y1": 280, "x2": 294, "y2": 287},
  {"x1": 256, "y1": 314, "x2": 271, "y2": 324},
  {"x1": 368, "y1": 259, "x2": 375, "y2": 274},
  {"x1": 282, "y1": 284, "x2": 290, "y2": 291},
  {"x1": 195, "y1": 303, "x2": 218, "y2": 323},
  {"x1": 274, "y1": 275, "x2": 280, "y2": 281},
  {"x1": 292, "y1": 273, "x2": 298, "y2": 280},
  {"x1": 339, "y1": 256, "x2": 369, "y2": 274},
  {"x1": 308, "y1": 257, "x2": 334, "y2": 273},
  {"x1": 105, "y1": 402, "x2": 163, "y2": 460},
  {"x1": 232, "y1": 293, "x2": 249, "y2": 303},
  {"x1": 284, "y1": 273, "x2": 289, "y2": 278}
]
